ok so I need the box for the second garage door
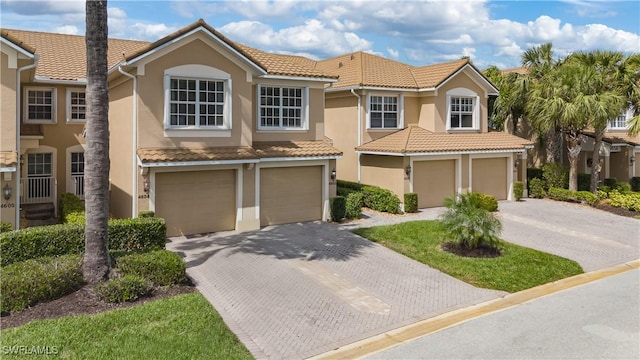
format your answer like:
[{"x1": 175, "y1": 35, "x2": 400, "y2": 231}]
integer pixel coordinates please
[
  {"x1": 260, "y1": 166, "x2": 322, "y2": 226},
  {"x1": 472, "y1": 157, "x2": 508, "y2": 200},
  {"x1": 155, "y1": 170, "x2": 236, "y2": 237},
  {"x1": 413, "y1": 160, "x2": 456, "y2": 208}
]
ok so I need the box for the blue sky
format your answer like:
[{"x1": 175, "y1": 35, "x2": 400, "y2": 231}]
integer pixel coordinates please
[{"x1": 1, "y1": 0, "x2": 638, "y2": 68}]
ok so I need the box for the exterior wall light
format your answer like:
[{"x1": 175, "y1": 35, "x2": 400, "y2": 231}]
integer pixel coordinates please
[
  {"x1": 405, "y1": 164, "x2": 412, "y2": 176},
  {"x1": 631, "y1": 156, "x2": 636, "y2": 166},
  {"x1": 143, "y1": 176, "x2": 150, "y2": 194},
  {"x1": 330, "y1": 168, "x2": 337, "y2": 181},
  {"x1": 3, "y1": 183, "x2": 12, "y2": 200}
]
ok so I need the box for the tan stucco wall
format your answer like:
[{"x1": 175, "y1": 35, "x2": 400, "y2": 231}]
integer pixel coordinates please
[
  {"x1": 1, "y1": 52, "x2": 17, "y2": 153},
  {"x1": 325, "y1": 93, "x2": 358, "y2": 182},
  {"x1": 108, "y1": 79, "x2": 134, "y2": 218},
  {"x1": 430, "y1": 71, "x2": 489, "y2": 133},
  {"x1": 0, "y1": 176, "x2": 17, "y2": 227},
  {"x1": 136, "y1": 39, "x2": 252, "y2": 149},
  {"x1": 360, "y1": 154, "x2": 404, "y2": 198}
]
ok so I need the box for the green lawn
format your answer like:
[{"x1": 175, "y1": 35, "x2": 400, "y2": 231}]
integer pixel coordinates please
[
  {"x1": 0, "y1": 293, "x2": 252, "y2": 360},
  {"x1": 354, "y1": 220, "x2": 583, "y2": 293}
]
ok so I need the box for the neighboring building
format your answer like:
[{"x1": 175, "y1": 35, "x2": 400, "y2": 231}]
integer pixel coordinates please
[
  {"x1": 316, "y1": 53, "x2": 532, "y2": 208},
  {"x1": 1, "y1": 20, "x2": 342, "y2": 235}
]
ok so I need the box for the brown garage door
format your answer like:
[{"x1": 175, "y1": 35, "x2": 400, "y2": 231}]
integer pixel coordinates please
[
  {"x1": 472, "y1": 157, "x2": 508, "y2": 200},
  {"x1": 413, "y1": 160, "x2": 456, "y2": 208},
  {"x1": 260, "y1": 166, "x2": 322, "y2": 226},
  {"x1": 155, "y1": 170, "x2": 236, "y2": 236}
]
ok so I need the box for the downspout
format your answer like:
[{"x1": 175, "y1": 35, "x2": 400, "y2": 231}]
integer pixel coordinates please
[
  {"x1": 350, "y1": 89, "x2": 362, "y2": 183},
  {"x1": 15, "y1": 55, "x2": 39, "y2": 229},
  {"x1": 118, "y1": 65, "x2": 138, "y2": 217}
]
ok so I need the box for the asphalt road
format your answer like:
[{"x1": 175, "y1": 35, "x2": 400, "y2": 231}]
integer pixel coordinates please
[{"x1": 367, "y1": 268, "x2": 640, "y2": 360}]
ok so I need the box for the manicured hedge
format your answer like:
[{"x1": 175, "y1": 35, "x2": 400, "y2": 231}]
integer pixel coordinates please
[
  {"x1": 0, "y1": 254, "x2": 83, "y2": 314},
  {"x1": 577, "y1": 173, "x2": 591, "y2": 192},
  {"x1": 630, "y1": 177, "x2": 640, "y2": 192},
  {"x1": 542, "y1": 163, "x2": 569, "y2": 190},
  {"x1": 548, "y1": 187, "x2": 599, "y2": 206},
  {"x1": 116, "y1": 250, "x2": 187, "y2": 286},
  {"x1": 336, "y1": 180, "x2": 365, "y2": 197},
  {"x1": 526, "y1": 168, "x2": 543, "y2": 183},
  {"x1": 513, "y1": 181, "x2": 524, "y2": 201},
  {"x1": 529, "y1": 178, "x2": 546, "y2": 198},
  {"x1": 0, "y1": 217, "x2": 167, "y2": 267},
  {"x1": 60, "y1": 193, "x2": 85, "y2": 224},
  {"x1": 362, "y1": 186, "x2": 401, "y2": 214},
  {"x1": 94, "y1": 275, "x2": 152, "y2": 303},
  {"x1": 0, "y1": 222, "x2": 12, "y2": 233},
  {"x1": 404, "y1": 193, "x2": 418, "y2": 213},
  {"x1": 138, "y1": 210, "x2": 155, "y2": 218},
  {"x1": 329, "y1": 196, "x2": 346, "y2": 222},
  {"x1": 604, "y1": 178, "x2": 617, "y2": 188},
  {"x1": 345, "y1": 192, "x2": 363, "y2": 219},
  {"x1": 478, "y1": 193, "x2": 498, "y2": 212}
]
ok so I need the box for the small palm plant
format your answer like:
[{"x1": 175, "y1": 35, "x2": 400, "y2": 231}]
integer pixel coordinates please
[{"x1": 439, "y1": 192, "x2": 503, "y2": 251}]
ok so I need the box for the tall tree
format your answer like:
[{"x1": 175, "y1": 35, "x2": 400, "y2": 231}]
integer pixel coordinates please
[
  {"x1": 570, "y1": 51, "x2": 629, "y2": 192},
  {"x1": 522, "y1": 43, "x2": 562, "y2": 164},
  {"x1": 83, "y1": 0, "x2": 110, "y2": 283}
]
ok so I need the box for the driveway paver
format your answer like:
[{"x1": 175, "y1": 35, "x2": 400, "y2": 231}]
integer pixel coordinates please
[{"x1": 167, "y1": 222, "x2": 505, "y2": 359}]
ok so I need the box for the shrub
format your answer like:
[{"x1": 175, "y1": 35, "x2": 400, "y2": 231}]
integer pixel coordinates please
[
  {"x1": 527, "y1": 168, "x2": 543, "y2": 184},
  {"x1": 361, "y1": 186, "x2": 401, "y2": 214},
  {"x1": 616, "y1": 182, "x2": 631, "y2": 193},
  {"x1": 117, "y1": 250, "x2": 186, "y2": 286},
  {"x1": 630, "y1": 177, "x2": 640, "y2": 192},
  {"x1": 576, "y1": 191, "x2": 599, "y2": 206},
  {"x1": 345, "y1": 192, "x2": 363, "y2": 219},
  {"x1": 603, "y1": 178, "x2": 617, "y2": 188},
  {"x1": 609, "y1": 190, "x2": 640, "y2": 212},
  {"x1": 577, "y1": 173, "x2": 591, "y2": 192},
  {"x1": 59, "y1": 193, "x2": 85, "y2": 224},
  {"x1": 548, "y1": 187, "x2": 575, "y2": 202},
  {"x1": 336, "y1": 180, "x2": 365, "y2": 197},
  {"x1": 478, "y1": 193, "x2": 499, "y2": 212},
  {"x1": 94, "y1": 275, "x2": 152, "y2": 303},
  {"x1": 513, "y1": 181, "x2": 524, "y2": 201},
  {"x1": 529, "y1": 178, "x2": 546, "y2": 198},
  {"x1": 542, "y1": 163, "x2": 569, "y2": 190},
  {"x1": 598, "y1": 185, "x2": 612, "y2": 195},
  {"x1": 439, "y1": 193, "x2": 502, "y2": 251},
  {"x1": 0, "y1": 222, "x2": 12, "y2": 233},
  {"x1": 1, "y1": 254, "x2": 83, "y2": 314},
  {"x1": 0, "y1": 217, "x2": 167, "y2": 267},
  {"x1": 138, "y1": 210, "x2": 155, "y2": 218},
  {"x1": 404, "y1": 193, "x2": 418, "y2": 213},
  {"x1": 329, "y1": 196, "x2": 346, "y2": 222}
]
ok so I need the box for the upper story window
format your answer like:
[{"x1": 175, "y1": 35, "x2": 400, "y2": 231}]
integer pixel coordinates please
[
  {"x1": 163, "y1": 64, "x2": 232, "y2": 134},
  {"x1": 258, "y1": 85, "x2": 308, "y2": 130},
  {"x1": 67, "y1": 89, "x2": 86, "y2": 122},
  {"x1": 446, "y1": 88, "x2": 479, "y2": 131},
  {"x1": 367, "y1": 94, "x2": 403, "y2": 129},
  {"x1": 24, "y1": 87, "x2": 56, "y2": 123},
  {"x1": 608, "y1": 112, "x2": 628, "y2": 130}
]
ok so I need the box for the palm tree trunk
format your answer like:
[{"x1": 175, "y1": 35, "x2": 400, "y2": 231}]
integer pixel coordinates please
[
  {"x1": 590, "y1": 128, "x2": 605, "y2": 193},
  {"x1": 83, "y1": 0, "x2": 110, "y2": 283},
  {"x1": 545, "y1": 127, "x2": 563, "y2": 164},
  {"x1": 565, "y1": 131, "x2": 583, "y2": 191}
]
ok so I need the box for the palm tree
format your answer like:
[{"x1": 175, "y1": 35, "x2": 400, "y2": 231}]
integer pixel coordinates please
[
  {"x1": 439, "y1": 192, "x2": 502, "y2": 251},
  {"x1": 570, "y1": 51, "x2": 630, "y2": 192},
  {"x1": 83, "y1": 0, "x2": 111, "y2": 283},
  {"x1": 528, "y1": 60, "x2": 624, "y2": 191},
  {"x1": 522, "y1": 43, "x2": 562, "y2": 164}
]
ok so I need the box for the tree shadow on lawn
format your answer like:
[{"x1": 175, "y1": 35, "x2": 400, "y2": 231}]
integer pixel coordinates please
[{"x1": 167, "y1": 221, "x2": 375, "y2": 268}]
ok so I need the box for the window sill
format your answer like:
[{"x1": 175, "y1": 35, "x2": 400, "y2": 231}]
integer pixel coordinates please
[
  {"x1": 24, "y1": 120, "x2": 56, "y2": 125},
  {"x1": 66, "y1": 120, "x2": 86, "y2": 125},
  {"x1": 164, "y1": 129, "x2": 232, "y2": 138},
  {"x1": 447, "y1": 128, "x2": 480, "y2": 133},
  {"x1": 366, "y1": 128, "x2": 401, "y2": 132},
  {"x1": 256, "y1": 128, "x2": 309, "y2": 133}
]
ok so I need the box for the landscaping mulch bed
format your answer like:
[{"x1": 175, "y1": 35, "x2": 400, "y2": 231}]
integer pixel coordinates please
[
  {"x1": 441, "y1": 242, "x2": 502, "y2": 258},
  {"x1": 593, "y1": 203, "x2": 639, "y2": 218},
  {"x1": 1, "y1": 284, "x2": 197, "y2": 330}
]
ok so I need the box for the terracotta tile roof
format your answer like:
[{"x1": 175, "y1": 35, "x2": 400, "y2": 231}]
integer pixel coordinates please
[
  {"x1": 1, "y1": 28, "x2": 148, "y2": 81},
  {"x1": 356, "y1": 125, "x2": 533, "y2": 153},
  {"x1": 590, "y1": 132, "x2": 640, "y2": 146},
  {"x1": 20, "y1": 124, "x2": 43, "y2": 136},
  {"x1": 1, "y1": 30, "x2": 36, "y2": 54},
  {"x1": 253, "y1": 141, "x2": 342, "y2": 158},
  {"x1": 2, "y1": 19, "x2": 336, "y2": 81},
  {"x1": 0, "y1": 151, "x2": 18, "y2": 168},
  {"x1": 137, "y1": 147, "x2": 258, "y2": 163},
  {"x1": 316, "y1": 52, "x2": 476, "y2": 90}
]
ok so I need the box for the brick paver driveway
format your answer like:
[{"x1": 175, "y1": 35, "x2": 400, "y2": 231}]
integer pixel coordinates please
[{"x1": 166, "y1": 222, "x2": 504, "y2": 359}]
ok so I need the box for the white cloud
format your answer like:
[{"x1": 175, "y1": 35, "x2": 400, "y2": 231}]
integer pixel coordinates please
[
  {"x1": 54, "y1": 25, "x2": 78, "y2": 35},
  {"x1": 130, "y1": 23, "x2": 179, "y2": 40},
  {"x1": 1, "y1": 0, "x2": 84, "y2": 15},
  {"x1": 387, "y1": 48, "x2": 399, "y2": 59}
]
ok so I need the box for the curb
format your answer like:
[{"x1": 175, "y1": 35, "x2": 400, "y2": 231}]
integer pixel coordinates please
[{"x1": 309, "y1": 259, "x2": 640, "y2": 360}]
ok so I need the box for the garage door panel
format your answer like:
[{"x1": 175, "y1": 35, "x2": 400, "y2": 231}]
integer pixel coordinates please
[
  {"x1": 413, "y1": 160, "x2": 456, "y2": 208},
  {"x1": 156, "y1": 170, "x2": 236, "y2": 236},
  {"x1": 472, "y1": 158, "x2": 508, "y2": 200},
  {"x1": 260, "y1": 166, "x2": 322, "y2": 226}
]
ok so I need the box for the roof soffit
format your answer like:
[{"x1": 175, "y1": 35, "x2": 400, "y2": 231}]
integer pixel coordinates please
[{"x1": 122, "y1": 27, "x2": 266, "y2": 79}]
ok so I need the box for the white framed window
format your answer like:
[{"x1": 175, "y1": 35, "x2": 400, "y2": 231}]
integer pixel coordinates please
[
  {"x1": 27, "y1": 152, "x2": 53, "y2": 176},
  {"x1": 163, "y1": 65, "x2": 232, "y2": 132},
  {"x1": 608, "y1": 112, "x2": 628, "y2": 130},
  {"x1": 366, "y1": 94, "x2": 403, "y2": 129},
  {"x1": 446, "y1": 88, "x2": 479, "y2": 131},
  {"x1": 258, "y1": 85, "x2": 308, "y2": 130},
  {"x1": 66, "y1": 89, "x2": 86, "y2": 122},
  {"x1": 24, "y1": 87, "x2": 56, "y2": 123}
]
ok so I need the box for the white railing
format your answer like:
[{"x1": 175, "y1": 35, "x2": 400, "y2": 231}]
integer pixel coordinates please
[
  {"x1": 72, "y1": 175, "x2": 85, "y2": 199},
  {"x1": 21, "y1": 176, "x2": 56, "y2": 204}
]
